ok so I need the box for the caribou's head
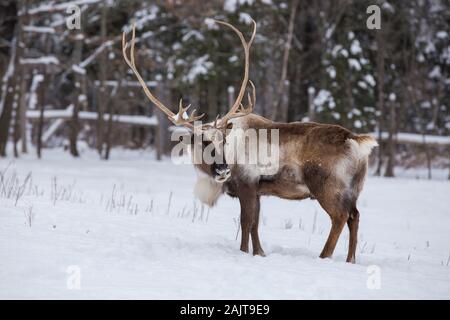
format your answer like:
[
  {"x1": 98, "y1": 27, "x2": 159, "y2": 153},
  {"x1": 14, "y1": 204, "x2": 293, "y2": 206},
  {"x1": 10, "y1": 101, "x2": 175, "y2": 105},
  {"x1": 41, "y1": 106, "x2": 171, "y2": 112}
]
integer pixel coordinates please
[{"x1": 122, "y1": 18, "x2": 256, "y2": 185}]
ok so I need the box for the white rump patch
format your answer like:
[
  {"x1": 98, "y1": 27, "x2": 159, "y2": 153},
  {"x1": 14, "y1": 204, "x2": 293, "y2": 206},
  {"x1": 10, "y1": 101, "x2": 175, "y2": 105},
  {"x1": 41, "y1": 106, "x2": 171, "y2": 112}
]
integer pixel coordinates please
[
  {"x1": 356, "y1": 138, "x2": 378, "y2": 158},
  {"x1": 335, "y1": 137, "x2": 377, "y2": 187},
  {"x1": 347, "y1": 137, "x2": 378, "y2": 158}
]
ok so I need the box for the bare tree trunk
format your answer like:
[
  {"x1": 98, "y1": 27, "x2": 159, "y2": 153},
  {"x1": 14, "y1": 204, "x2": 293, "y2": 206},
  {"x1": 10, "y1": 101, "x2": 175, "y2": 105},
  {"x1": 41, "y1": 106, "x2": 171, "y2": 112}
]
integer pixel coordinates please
[
  {"x1": 36, "y1": 73, "x2": 46, "y2": 159},
  {"x1": 374, "y1": 30, "x2": 385, "y2": 176},
  {"x1": 271, "y1": 0, "x2": 299, "y2": 122},
  {"x1": 422, "y1": 134, "x2": 432, "y2": 179},
  {"x1": 155, "y1": 82, "x2": 170, "y2": 160},
  {"x1": 18, "y1": 72, "x2": 28, "y2": 153},
  {"x1": 97, "y1": 3, "x2": 107, "y2": 156},
  {"x1": 227, "y1": 86, "x2": 235, "y2": 111},
  {"x1": 384, "y1": 100, "x2": 396, "y2": 177},
  {"x1": 104, "y1": 69, "x2": 123, "y2": 160},
  {"x1": 70, "y1": 82, "x2": 80, "y2": 157},
  {"x1": 103, "y1": 108, "x2": 114, "y2": 160},
  {"x1": 307, "y1": 87, "x2": 315, "y2": 122},
  {"x1": 207, "y1": 79, "x2": 218, "y2": 121},
  {"x1": 13, "y1": 0, "x2": 29, "y2": 158},
  {"x1": 13, "y1": 82, "x2": 20, "y2": 158},
  {"x1": 69, "y1": 23, "x2": 84, "y2": 157},
  {"x1": 0, "y1": 8, "x2": 21, "y2": 157}
]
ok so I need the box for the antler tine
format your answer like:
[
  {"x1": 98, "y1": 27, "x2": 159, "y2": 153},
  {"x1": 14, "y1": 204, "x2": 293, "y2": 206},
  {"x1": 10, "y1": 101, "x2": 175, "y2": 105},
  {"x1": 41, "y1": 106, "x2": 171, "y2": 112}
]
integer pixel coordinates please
[
  {"x1": 242, "y1": 79, "x2": 256, "y2": 114},
  {"x1": 122, "y1": 24, "x2": 204, "y2": 128},
  {"x1": 177, "y1": 98, "x2": 205, "y2": 124},
  {"x1": 235, "y1": 80, "x2": 255, "y2": 116},
  {"x1": 214, "y1": 19, "x2": 256, "y2": 128}
]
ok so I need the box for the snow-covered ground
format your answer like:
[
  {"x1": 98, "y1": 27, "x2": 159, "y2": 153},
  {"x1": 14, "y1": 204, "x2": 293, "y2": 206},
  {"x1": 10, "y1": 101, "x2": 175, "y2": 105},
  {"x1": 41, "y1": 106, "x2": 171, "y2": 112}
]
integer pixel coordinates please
[{"x1": 0, "y1": 149, "x2": 449, "y2": 299}]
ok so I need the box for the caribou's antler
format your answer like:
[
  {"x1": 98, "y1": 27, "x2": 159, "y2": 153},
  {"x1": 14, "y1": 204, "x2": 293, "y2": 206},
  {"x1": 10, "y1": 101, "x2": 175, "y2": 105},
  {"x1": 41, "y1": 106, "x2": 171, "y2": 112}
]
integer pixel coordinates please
[
  {"x1": 214, "y1": 19, "x2": 257, "y2": 129},
  {"x1": 122, "y1": 19, "x2": 256, "y2": 132},
  {"x1": 122, "y1": 24, "x2": 204, "y2": 128}
]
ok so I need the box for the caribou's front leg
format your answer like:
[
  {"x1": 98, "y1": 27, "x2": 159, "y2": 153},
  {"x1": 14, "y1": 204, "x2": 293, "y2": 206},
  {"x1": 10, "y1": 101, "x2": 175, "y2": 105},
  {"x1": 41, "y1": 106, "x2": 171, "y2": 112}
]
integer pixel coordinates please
[
  {"x1": 237, "y1": 183, "x2": 258, "y2": 254},
  {"x1": 251, "y1": 195, "x2": 265, "y2": 256}
]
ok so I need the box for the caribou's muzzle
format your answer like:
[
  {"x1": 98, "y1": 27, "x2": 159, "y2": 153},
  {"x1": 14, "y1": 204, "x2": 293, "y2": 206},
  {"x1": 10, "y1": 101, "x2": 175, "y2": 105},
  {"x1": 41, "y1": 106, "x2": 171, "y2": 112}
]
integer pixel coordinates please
[{"x1": 214, "y1": 166, "x2": 231, "y2": 183}]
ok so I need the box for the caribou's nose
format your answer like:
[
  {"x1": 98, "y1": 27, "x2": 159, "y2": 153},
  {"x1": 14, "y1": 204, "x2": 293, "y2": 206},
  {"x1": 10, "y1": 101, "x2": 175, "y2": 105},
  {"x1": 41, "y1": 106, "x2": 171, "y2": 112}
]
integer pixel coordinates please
[
  {"x1": 215, "y1": 166, "x2": 231, "y2": 182},
  {"x1": 215, "y1": 167, "x2": 231, "y2": 176}
]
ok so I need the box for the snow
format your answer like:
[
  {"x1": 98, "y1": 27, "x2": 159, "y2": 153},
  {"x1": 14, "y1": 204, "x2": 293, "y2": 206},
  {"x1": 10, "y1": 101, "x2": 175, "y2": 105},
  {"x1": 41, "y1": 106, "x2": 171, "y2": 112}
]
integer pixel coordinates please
[
  {"x1": 172, "y1": 111, "x2": 189, "y2": 123},
  {"x1": 332, "y1": 112, "x2": 340, "y2": 120},
  {"x1": 348, "y1": 58, "x2": 361, "y2": 71},
  {"x1": 26, "y1": 0, "x2": 100, "y2": 15},
  {"x1": 93, "y1": 80, "x2": 157, "y2": 88},
  {"x1": 340, "y1": 49, "x2": 349, "y2": 58},
  {"x1": 42, "y1": 106, "x2": 74, "y2": 143},
  {"x1": 436, "y1": 31, "x2": 448, "y2": 39},
  {"x1": 331, "y1": 44, "x2": 342, "y2": 57},
  {"x1": 373, "y1": 131, "x2": 450, "y2": 145},
  {"x1": 314, "y1": 89, "x2": 335, "y2": 110},
  {"x1": 28, "y1": 74, "x2": 44, "y2": 110},
  {"x1": 128, "y1": 5, "x2": 159, "y2": 31},
  {"x1": 23, "y1": 25, "x2": 55, "y2": 34},
  {"x1": 364, "y1": 74, "x2": 376, "y2": 87},
  {"x1": 79, "y1": 40, "x2": 113, "y2": 69},
  {"x1": 26, "y1": 109, "x2": 158, "y2": 127},
  {"x1": 228, "y1": 55, "x2": 239, "y2": 63},
  {"x1": 204, "y1": 18, "x2": 218, "y2": 30},
  {"x1": 326, "y1": 66, "x2": 336, "y2": 79},
  {"x1": 72, "y1": 65, "x2": 86, "y2": 75},
  {"x1": 0, "y1": 150, "x2": 449, "y2": 299},
  {"x1": 224, "y1": 0, "x2": 255, "y2": 12},
  {"x1": 350, "y1": 39, "x2": 362, "y2": 55},
  {"x1": 182, "y1": 30, "x2": 205, "y2": 42},
  {"x1": 358, "y1": 81, "x2": 368, "y2": 89},
  {"x1": 184, "y1": 55, "x2": 213, "y2": 83},
  {"x1": 313, "y1": 90, "x2": 331, "y2": 107},
  {"x1": 239, "y1": 13, "x2": 253, "y2": 25},
  {"x1": 20, "y1": 56, "x2": 59, "y2": 65},
  {"x1": 428, "y1": 66, "x2": 441, "y2": 79}
]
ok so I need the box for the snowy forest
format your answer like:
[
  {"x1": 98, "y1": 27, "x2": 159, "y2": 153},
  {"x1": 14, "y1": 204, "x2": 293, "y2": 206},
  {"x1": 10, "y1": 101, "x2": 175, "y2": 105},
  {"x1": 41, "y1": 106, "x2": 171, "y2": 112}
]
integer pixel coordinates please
[{"x1": 0, "y1": 0, "x2": 448, "y2": 177}]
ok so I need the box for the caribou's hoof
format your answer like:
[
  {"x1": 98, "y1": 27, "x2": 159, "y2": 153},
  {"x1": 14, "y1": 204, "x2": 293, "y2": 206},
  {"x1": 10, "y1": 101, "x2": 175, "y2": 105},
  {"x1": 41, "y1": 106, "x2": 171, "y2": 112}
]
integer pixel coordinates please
[
  {"x1": 253, "y1": 249, "x2": 266, "y2": 257},
  {"x1": 240, "y1": 247, "x2": 250, "y2": 254},
  {"x1": 346, "y1": 256, "x2": 356, "y2": 264}
]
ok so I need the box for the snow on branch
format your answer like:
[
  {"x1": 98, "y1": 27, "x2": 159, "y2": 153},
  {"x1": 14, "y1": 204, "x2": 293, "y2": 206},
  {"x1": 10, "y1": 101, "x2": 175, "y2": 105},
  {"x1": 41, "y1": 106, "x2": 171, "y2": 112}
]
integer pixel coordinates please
[
  {"x1": 20, "y1": 56, "x2": 60, "y2": 65},
  {"x1": 93, "y1": 80, "x2": 157, "y2": 88},
  {"x1": 72, "y1": 65, "x2": 86, "y2": 75},
  {"x1": 78, "y1": 40, "x2": 114, "y2": 69},
  {"x1": 25, "y1": 0, "x2": 101, "y2": 16},
  {"x1": 23, "y1": 25, "x2": 56, "y2": 34},
  {"x1": 374, "y1": 132, "x2": 450, "y2": 146},
  {"x1": 26, "y1": 109, "x2": 159, "y2": 127},
  {"x1": 28, "y1": 74, "x2": 44, "y2": 110}
]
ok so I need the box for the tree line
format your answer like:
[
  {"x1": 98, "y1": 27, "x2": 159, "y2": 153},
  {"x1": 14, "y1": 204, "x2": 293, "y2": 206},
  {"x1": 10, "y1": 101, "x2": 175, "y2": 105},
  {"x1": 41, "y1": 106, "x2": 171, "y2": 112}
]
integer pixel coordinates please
[{"x1": 0, "y1": 0, "x2": 448, "y2": 177}]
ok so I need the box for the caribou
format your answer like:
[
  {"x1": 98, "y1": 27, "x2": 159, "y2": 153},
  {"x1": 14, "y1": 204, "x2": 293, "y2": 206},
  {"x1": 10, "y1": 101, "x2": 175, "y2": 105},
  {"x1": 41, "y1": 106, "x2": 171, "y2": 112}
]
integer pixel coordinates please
[{"x1": 122, "y1": 19, "x2": 378, "y2": 263}]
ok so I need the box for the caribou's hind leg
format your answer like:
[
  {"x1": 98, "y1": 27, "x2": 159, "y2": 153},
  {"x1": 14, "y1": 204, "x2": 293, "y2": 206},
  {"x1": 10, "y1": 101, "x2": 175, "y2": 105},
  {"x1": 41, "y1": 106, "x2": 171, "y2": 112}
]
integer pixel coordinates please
[
  {"x1": 304, "y1": 162, "x2": 352, "y2": 260},
  {"x1": 346, "y1": 206, "x2": 360, "y2": 263}
]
